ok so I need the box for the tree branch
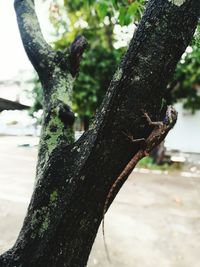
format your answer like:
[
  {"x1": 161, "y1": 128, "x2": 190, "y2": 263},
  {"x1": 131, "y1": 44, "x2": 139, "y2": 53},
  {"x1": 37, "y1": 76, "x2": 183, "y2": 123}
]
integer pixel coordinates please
[
  {"x1": 1, "y1": 1, "x2": 200, "y2": 266},
  {"x1": 69, "y1": 35, "x2": 88, "y2": 77},
  {"x1": 14, "y1": 0, "x2": 55, "y2": 73},
  {"x1": 54, "y1": 35, "x2": 88, "y2": 77},
  {"x1": 13, "y1": 1, "x2": 89, "y2": 174}
]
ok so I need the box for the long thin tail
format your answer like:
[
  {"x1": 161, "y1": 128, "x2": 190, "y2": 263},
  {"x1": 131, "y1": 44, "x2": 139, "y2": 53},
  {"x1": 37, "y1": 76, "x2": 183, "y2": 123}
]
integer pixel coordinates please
[
  {"x1": 102, "y1": 180, "x2": 118, "y2": 262},
  {"x1": 102, "y1": 200, "x2": 112, "y2": 262},
  {"x1": 102, "y1": 153, "x2": 140, "y2": 261}
]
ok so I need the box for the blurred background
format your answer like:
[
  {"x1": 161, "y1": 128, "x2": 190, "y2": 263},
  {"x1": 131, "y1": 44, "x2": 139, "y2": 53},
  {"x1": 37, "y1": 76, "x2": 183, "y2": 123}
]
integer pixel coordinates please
[{"x1": 0, "y1": 1, "x2": 200, "y2": 266}]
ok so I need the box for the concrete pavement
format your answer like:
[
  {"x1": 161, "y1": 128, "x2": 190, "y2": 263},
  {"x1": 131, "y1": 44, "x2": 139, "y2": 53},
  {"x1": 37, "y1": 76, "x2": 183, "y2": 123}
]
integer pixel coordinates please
[{"x1": 0, "y1": 136, "x2": 199, "y2": 267}]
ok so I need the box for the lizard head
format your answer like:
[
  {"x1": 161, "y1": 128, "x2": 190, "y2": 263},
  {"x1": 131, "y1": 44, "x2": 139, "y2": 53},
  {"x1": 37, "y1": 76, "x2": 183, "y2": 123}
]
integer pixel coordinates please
[{"x1": 163, "y1": 105, "x2": 178, "y2": 127}]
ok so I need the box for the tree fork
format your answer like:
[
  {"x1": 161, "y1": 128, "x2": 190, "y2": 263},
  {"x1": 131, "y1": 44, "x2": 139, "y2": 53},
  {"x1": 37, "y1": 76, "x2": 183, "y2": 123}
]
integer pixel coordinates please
[{"x1": 0, "y1": 0, "x2": 200, "y2": 266}]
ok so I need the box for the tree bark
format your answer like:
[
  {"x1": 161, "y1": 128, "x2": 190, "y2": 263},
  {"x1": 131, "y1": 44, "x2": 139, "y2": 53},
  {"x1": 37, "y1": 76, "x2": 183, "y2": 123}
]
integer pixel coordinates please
[
  {"x1": 82, "y1": 115, "x2": 90, "y2": 131},
  {"x1": 1, "y1": 0, "x2": 200, "y2": 266}
]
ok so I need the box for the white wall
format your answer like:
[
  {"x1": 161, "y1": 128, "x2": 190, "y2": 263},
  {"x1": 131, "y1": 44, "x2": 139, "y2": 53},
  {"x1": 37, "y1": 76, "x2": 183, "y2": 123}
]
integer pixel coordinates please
[{"x1": 165, "y1": 103, "x2": 200, "y2": 153}]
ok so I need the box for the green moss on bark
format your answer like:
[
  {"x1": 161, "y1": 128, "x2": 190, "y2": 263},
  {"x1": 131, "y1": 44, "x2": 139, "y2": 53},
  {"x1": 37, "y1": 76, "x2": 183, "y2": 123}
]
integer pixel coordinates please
[{"x1": 31, "y1": 207, "x2": 50, "y2": 238}]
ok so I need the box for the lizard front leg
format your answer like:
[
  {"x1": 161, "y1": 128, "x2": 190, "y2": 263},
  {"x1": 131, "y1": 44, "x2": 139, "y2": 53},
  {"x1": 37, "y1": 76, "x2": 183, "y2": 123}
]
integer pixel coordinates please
[
  {"x1": 143, "y1": 111, "x2": 163, "y2": 127},
  {"x1": 123, "y1": 131, "x2": 146, "y2": 143}
]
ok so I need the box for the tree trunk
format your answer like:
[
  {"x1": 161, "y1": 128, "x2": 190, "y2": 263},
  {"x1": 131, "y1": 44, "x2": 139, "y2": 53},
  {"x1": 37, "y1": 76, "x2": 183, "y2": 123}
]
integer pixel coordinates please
[
  {"x1": 83, "y1": 115, "x2": 90, "y2": 131},
  {"x1": 150, "y1": 141, "x2": 166, "y2": 165},
  {"x1": 1, "y1": 0, "x2": 200, "y2": 266}
]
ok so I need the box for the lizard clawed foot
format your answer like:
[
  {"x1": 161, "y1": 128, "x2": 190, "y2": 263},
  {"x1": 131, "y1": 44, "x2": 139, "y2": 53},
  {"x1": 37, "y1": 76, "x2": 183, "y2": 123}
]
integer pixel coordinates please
[
  {"x1": 122, "y1": 131, "x2": 135, "y2": 142},
  {"x1": 144, "y1": 151, "x2": 149, "y2": 157},
  {"x1": 122, "y1": 131, "x2": 145, "y2": 144},
  {"x1": 141, "y1": 110, "x2": 163, "y2": 127}
]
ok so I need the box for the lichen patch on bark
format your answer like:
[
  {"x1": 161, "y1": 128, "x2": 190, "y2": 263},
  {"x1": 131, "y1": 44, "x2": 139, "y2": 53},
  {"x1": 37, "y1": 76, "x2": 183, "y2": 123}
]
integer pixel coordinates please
[
  {"x1": 168, "y1": 0, "x2": 186, "y2": 7},
  {"x1": 113, "y1": 68, "x2": 123, "y2": 82},
  {"x1": 51, "y1": 69, "x2": 74, "y2": 105}
]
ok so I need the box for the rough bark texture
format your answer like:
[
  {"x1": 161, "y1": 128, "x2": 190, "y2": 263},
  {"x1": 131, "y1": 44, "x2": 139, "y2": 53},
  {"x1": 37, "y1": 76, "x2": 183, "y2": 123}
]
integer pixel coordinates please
[{"x1": 1, "y1": 0, "x2": 200, "y2": 266}]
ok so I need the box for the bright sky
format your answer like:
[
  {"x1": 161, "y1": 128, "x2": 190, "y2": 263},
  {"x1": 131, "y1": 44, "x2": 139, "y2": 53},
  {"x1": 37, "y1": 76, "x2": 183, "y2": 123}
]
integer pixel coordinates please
[
  {"x1": 0, "y1": 1, "x2": 133, "y2": 83},
  {"x1": 0, "y1": 0, "x2": 52, "y2": 81}
]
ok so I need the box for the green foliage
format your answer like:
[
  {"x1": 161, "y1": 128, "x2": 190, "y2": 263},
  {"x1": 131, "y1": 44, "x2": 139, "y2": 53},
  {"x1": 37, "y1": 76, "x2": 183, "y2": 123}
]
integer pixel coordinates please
[
  {"x1": 63, "y1": 0, "x2": 145, "y2": 26},
  {"x1": 138, "y1": 156, "x2": 170, "y2": 171},
  {"x1": 73, "y1": 46, "x2": 122, "y2": 119},
  {"x1": 169, "y1": 26, "x2": 200, "y2": 113}
]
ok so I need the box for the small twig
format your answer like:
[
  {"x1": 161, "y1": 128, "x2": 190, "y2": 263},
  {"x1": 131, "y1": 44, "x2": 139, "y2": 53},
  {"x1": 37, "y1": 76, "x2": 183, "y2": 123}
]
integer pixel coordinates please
[{"x1": 69, "y1": 35, "x2": 88, "y2": 76}]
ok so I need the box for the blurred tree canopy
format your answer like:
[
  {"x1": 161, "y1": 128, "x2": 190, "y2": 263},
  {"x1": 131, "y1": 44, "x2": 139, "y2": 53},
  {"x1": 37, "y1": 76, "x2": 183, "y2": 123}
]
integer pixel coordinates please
[
  {"x1": 169, "y1": 28, "x2": 200, "y2": 113},
  {"x1": 30, "y1": 0, "x2": 200, "y2": 130}
]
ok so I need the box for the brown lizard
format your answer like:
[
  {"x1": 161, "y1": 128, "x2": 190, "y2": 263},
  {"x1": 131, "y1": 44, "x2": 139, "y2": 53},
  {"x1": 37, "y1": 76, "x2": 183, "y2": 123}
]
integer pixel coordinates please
[{"x1": 102, "y1": 105, "x2": 178, "y2": 258}]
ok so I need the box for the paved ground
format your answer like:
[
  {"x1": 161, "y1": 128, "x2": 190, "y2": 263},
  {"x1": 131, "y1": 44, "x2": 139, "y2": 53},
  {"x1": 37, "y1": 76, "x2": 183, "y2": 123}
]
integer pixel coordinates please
[{"x1": 0, "y1": 136, "x2": 200, "y2": 267}]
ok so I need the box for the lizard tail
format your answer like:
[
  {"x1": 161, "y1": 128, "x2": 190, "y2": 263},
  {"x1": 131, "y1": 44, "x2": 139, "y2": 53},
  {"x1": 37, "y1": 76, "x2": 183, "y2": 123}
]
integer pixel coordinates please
[
  {"x1": 102, "y1": 206, "x2": 111, "y2": 262},
  {"x1": 102, "y1": 179, "x2": 119, "y2": 262},
  {"x1": 101, "y1": 155, "x2": 140, "y2": 262},
  {"x1": 101, "y1": 173, "x2": 123, "y2": 261}
]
